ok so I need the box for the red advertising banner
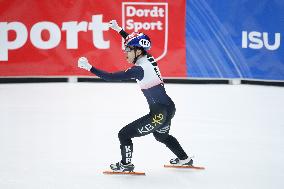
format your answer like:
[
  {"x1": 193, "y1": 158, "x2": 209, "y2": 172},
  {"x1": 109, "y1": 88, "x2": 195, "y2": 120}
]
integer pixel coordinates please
[{"x1": 0, "y1": 0, "x2": 186, "y2": 77}]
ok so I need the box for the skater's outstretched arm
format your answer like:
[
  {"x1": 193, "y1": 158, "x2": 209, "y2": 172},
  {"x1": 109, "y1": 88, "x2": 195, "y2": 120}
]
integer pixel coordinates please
[
  {"x1": 90, "y1": 65, "x2": 143, "y2": 81},
  {"x1": 77, "y1": 57, "x2": 143, "y2": 81}
]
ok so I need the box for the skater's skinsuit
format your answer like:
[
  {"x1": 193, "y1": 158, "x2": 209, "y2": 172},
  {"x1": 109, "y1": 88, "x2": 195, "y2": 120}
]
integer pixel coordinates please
[{"x1": 90, "y1": 30, "x2": 188, "y2": 164}]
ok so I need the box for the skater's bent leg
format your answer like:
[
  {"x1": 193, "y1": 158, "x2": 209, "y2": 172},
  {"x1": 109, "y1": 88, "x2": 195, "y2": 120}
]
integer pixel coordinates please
[
  {"x1": 153, "y1": 132, "x2": 188, "y2": 160},
  {"x1": 117, "y1": 114, "x2": 151, "y2": 164},
  {"x1": 117, "y1": 107, "x2": 168, "y2": 165},
  {"x1": 118, "y1": 128, "x2": 134, "y2": 165}
]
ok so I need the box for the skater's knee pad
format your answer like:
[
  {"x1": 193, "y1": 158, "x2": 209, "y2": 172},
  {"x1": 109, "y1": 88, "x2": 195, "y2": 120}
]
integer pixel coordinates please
[
  {"x1": 118, "y1": 129, "x2": 126, "y2": 141},
  {"x1": 118, "y1": 129, "x2": 132, "y2": 146}
]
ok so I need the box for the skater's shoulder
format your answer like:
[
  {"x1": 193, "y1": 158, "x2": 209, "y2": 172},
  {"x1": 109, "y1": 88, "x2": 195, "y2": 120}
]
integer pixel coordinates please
[
  {"x1": 124, "y1": 65, "x2": 144, "y2": 80},
  {"x1": 126, "y1": 65, "x2": 143, "y2": 72}
]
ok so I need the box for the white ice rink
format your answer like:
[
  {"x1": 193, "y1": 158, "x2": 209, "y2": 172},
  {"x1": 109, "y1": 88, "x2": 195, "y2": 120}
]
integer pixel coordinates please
[{"x1": 0, "y1": 82, "x2": 284, "y2": 189}]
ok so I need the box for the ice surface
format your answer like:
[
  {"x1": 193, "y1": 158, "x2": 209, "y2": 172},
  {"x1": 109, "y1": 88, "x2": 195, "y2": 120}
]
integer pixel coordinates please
[{"x1": 0, "y1": 83, "x2": 284, "y2": 189}]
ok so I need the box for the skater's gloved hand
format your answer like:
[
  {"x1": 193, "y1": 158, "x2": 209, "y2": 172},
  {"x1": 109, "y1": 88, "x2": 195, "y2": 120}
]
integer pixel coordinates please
[
  {"x1": 78, "y1": 57, "x2": 92, "y2": 71},
  {"x1": 109, "y1": 20, "x2": 122, "y2": 32}
]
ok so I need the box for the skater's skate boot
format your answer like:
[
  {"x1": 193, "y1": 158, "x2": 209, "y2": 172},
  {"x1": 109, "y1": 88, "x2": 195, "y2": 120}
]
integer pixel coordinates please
[
  {"x1": 110, "y1": 161, "x2": 135, "y2": 172},
  {"x1": 170, "y1": 157, "x2": 193, "y2": 166}
]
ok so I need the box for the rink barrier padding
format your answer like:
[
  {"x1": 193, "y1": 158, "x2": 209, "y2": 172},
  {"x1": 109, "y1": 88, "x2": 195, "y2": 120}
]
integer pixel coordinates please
[
  {"x1": 0, "y1": 78, "x2": 68, "y2": 84},
  {"x1": 1, "y1": 1, "x2": 283, "y2": 81},
  {"x1": 1, "y1": 77, "x2": 284, "y2": 87}
]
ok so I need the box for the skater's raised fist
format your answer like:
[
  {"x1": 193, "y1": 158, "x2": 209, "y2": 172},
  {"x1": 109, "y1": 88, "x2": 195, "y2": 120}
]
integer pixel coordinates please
[
  {"x1": 78, "y1": 57, "x2": 92, "y2": 71},
  {"x1": 109, "y1": 20, "x2": 122, "y2": 32}
]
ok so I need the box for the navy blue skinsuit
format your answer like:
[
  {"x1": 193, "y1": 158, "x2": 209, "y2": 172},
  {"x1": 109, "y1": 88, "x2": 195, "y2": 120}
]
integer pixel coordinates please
[{"x1": 89, "y1": 30, "x2": 188, "y2": 165}]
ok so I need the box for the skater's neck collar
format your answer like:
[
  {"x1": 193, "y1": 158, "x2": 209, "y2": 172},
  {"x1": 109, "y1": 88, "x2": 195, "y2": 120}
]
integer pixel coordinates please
[{"x1": 134, "y1": 55, "x2": 147, "y2": 66}]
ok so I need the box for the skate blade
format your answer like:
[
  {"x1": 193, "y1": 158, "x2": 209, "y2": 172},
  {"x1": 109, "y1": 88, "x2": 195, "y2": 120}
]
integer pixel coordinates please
[
  {"x1": 164, "y1": 164, "x2": 205, "y2": 170},
  {"x1": 103, "y1": 170, "x2": 145, "y2": 176}
]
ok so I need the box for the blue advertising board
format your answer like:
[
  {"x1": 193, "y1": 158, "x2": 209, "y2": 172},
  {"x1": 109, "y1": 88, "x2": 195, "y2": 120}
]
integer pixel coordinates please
[{"x1": 186, "y1": 0, "x2": 284, "y2": 80}]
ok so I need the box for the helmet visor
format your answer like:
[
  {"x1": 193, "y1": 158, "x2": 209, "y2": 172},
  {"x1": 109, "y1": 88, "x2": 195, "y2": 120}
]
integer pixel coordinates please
[{"x1": 124, "y1": 46, "x2": 134, "y2": 52}]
